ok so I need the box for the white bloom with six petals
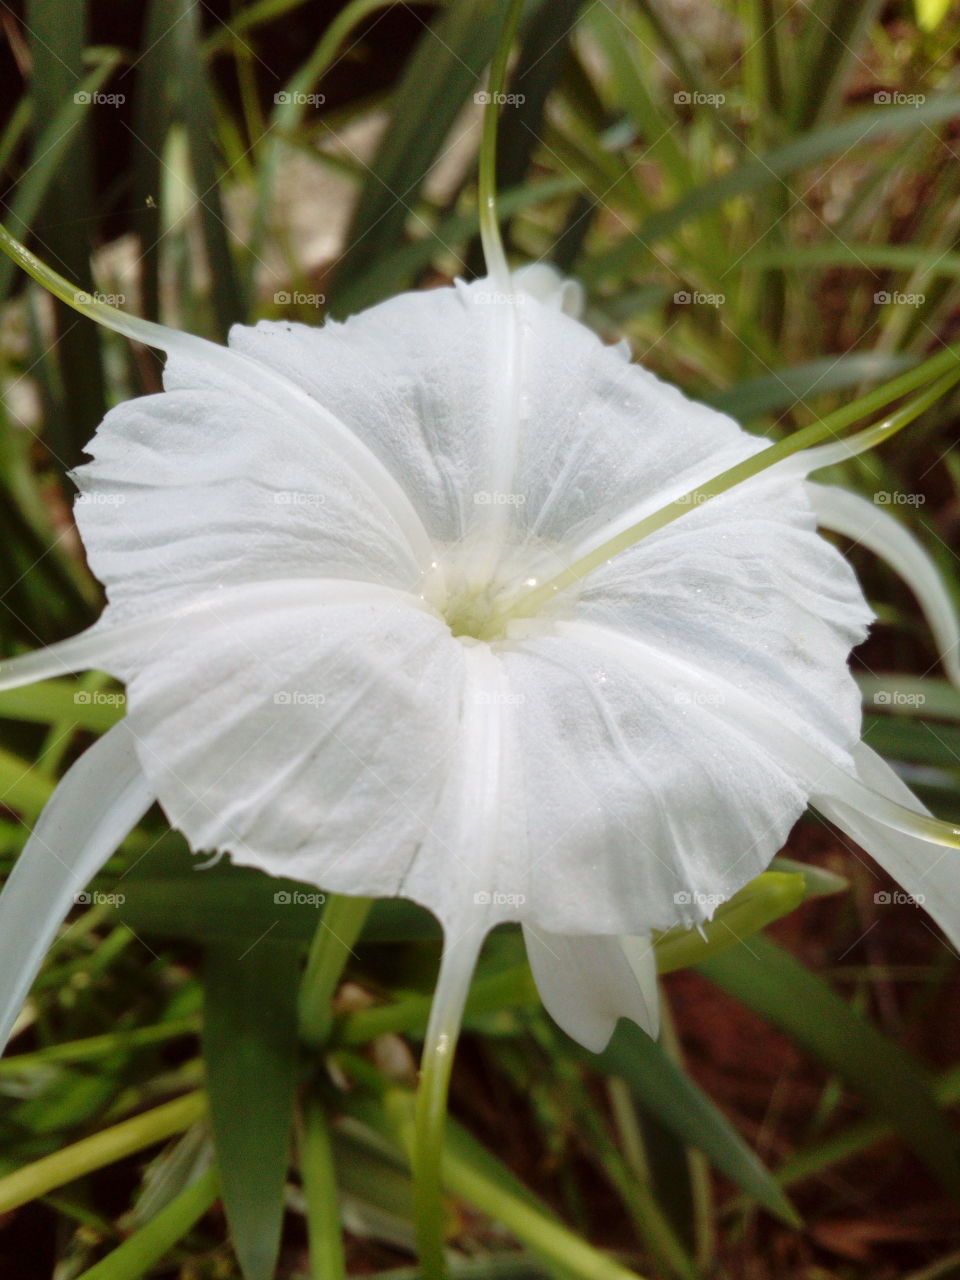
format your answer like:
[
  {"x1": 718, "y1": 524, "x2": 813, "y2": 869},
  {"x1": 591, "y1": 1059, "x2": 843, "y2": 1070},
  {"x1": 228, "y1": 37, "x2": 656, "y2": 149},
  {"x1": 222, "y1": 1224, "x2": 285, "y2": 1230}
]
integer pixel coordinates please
[{"x1": 1, "y1": 268, "x2": 959, "y2": 1056}]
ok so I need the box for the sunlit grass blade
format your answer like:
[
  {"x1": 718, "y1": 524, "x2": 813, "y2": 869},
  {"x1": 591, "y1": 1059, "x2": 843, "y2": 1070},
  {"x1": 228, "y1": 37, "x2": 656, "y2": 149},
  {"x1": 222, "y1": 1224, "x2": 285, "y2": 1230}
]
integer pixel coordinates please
[
  {"x1": 583, "y1": 95, "x2": 960, "y2": 281},
  {"x1": 0, "y1": 1092, "x2": 207, "y2": 1213},
  {"x1": 72, "y1": 1167, "x2": 219, "y2": 1280}
]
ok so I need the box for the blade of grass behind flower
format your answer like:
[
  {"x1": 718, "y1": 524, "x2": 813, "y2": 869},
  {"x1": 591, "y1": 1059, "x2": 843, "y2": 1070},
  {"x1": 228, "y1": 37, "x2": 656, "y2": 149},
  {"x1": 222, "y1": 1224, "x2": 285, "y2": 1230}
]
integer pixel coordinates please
[
  {"x1": 172, "y1": 0, "x2": 245, "y2": 336},
  {"x1": 787, "y1": 0, "x2": 884, "y2": 131},
  {"x1": 707, "y1": 353, "x2": 917, "y2": 420},
  {"x1": 579, "y1": 1023, "x2": 800, "y2": 1226},
  {"x1": 461, "y1": 0, "x2": 588, "y2": 277},
  {"x1": 23, "y1": 0, "x2": 107, "y2": 470},
  {"x1": 583, "y1": 95, "x2": 960, "y2": 283},
  {"x1": 71, "y1": 1167, "x2": 219, "y2": 1280},
  {"x1": 203, "y1": 941, "x2": 300, "y2": 1280},
  {"x1": 331, "y1": 0, "x2": 516, "y2": 316},
  {"x1": 129, "y1": 0, "x2": 179, "y2": 325},
  {"x1": 699, "y1": 936, "x2": 960, "y2": 1196}
]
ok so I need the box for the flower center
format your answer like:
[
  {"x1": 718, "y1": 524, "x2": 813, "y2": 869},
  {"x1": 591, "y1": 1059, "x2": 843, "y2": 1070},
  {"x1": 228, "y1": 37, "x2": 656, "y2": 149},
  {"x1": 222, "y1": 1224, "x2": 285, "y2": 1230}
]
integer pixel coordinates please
[{"x1": 423, "y1": 537, "x2": 576, "y2": 643}]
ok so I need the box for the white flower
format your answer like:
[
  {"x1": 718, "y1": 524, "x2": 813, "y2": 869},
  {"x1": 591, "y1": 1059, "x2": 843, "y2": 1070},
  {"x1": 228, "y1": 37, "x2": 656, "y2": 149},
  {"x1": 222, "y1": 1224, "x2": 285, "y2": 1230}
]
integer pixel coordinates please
[{"x1": 1, "y1": 267, "x2": 959, "y2": 1058}]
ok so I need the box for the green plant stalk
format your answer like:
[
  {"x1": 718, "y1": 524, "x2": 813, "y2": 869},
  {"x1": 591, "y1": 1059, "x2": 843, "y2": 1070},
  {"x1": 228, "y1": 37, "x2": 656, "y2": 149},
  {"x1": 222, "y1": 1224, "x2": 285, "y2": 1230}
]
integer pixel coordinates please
[
  {"x1": 301, "y1": 1095, "x2": 347, "y2": 1280},
  {"x1": 339, "y1": 870, "x2": 814, "y2": 1048},
  {"x1": 387, "y1": 1088, "x2": 648, "y2": 1280},
  {"x1": 73, "y1": 1167, "x2": 219, "y2": 1280},
  {"x1": 0, "y1": 1018, "x2": 201, "y2": 1074},
  {"x1": 0, "y1": 1092, "x2": 207, "y2": 1213},
  {"x1": 298, "y1": 894, "x2": 373, "y2": 1045},
  {"x1": 477, "y1": 0, "x2": 527, "y2": 284}
]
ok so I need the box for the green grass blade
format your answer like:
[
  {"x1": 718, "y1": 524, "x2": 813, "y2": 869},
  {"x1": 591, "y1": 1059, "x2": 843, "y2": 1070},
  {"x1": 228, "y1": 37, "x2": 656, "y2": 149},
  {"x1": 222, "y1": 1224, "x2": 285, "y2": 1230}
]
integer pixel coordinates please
[
  {"x1": 203, "y1": 941, "x2": 300, "y2": 1280},
  {"x1": 74, "y1": 1167, "x2": 219, "y2": 1280},
  {"x1": 585, "y1": 1023, "x2": 799, "y2": 1226},
  {"x1": 23, "y1": 0, "x2": 107, "y2": 469},
  {"x1": 331, "y1": 0, "x2": 514, "y2": 315},
  {"x1": 584, "y1": 95, "x2": 960, "y2": 281},
  {"x1": 699, "y1": 936, "x2": 960, "y2": 1195}
]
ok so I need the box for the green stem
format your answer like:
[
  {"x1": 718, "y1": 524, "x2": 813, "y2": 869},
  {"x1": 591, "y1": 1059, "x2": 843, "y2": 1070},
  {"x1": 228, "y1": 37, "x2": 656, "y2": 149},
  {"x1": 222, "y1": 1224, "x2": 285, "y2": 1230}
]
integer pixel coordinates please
[
  {"x1": 74, "y1": 1167, "x2": 219, "y2": 1280},
  {"x1": 0, "y1": 1092, "x2": 207, "y2": 1213},
  {"x1": 477, "y1": 0, "x2": 527, "y2": 283},
  {"x1": 413, "y1": 933, "x2": 485, "y2": 1280},
  {"x1": 0, "y1": 1017, "x2": 200, "y2": 1073},
  {"x1": 301, "y1": 1094, "x2": 347, "y2": 1280},
  {"x1": 387, "y1": 1088, "x2": 648, "y2": 1280},
  {"x1": 298, "y1": 894, "x2": 373, "y2": 1046}
]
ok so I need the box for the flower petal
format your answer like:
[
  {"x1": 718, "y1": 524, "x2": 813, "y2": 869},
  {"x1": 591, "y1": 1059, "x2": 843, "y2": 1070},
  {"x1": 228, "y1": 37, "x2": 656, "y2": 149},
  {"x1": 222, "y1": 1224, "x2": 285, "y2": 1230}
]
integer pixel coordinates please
[
  {"x1": 116, "y1": 590, "x2": 468, "y2": 905},
  {"x1": 73, "y1": 379, "x2": 430, "y2": 622},
  {"x1": 574, "y1": 472, "x2": 872, "y2": 755},
  {"x1": 817, "y1": 742, "x2": 960, "y2": 952},
  {"x1": 498, "y1": 624, "x2": 810, "y2": 936},
  {"x1": 523, "y1": 926, "x2": 658, "y2": 1052},
  {"x1": 0, "y1": 580, "x2": 432, "y2": 691},
  {"x1": 0, "y1": 721, "x2": 154, "y2": 1051},
  {"x1": 808, "y1": 481, "x2": 960, "y2": 686},
  {"x1": 225, "y1": 281, "x2": 762, "y2": 555}
]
